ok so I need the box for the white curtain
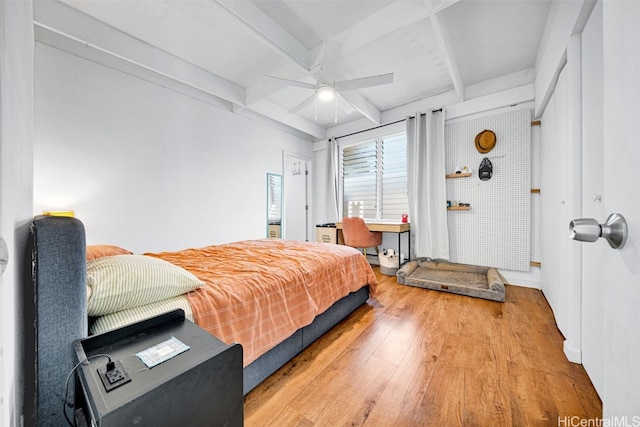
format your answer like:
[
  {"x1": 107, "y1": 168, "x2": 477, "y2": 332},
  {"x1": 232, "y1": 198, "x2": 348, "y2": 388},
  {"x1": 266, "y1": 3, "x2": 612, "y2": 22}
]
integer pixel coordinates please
[
  {"x1": 326, "y1": 137, "x2": 340, "y2": 222},
  {"x1": 406, "y1": 111, "x2": 449, "y2": 260}
]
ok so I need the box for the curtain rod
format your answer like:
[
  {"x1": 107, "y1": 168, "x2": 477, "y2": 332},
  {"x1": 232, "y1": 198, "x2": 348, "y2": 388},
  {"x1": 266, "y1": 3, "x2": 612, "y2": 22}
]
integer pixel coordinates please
[{"x1": 334, "y1": 108, "x2": 442, "y2": 140}]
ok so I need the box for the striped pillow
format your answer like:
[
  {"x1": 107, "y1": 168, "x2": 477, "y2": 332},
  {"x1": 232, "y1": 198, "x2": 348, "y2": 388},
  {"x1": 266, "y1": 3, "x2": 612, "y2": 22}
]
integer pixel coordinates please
[
  {"x1": 87, "y1": 255, "x2": 204, "y2": 316},
  {"x1": 89, "y1": 295, "x2": 194, "y2": 335}
]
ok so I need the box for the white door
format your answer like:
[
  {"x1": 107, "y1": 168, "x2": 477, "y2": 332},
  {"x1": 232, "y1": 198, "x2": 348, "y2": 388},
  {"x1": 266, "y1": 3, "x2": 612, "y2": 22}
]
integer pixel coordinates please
[
  {"x1": 283, "y1": 152, "x2": 311, "y2": 241},
  {"x1": 600, "y1": 0, "x2": 640, "y2": 416},
  {"x1": 580, "y1": 1, "x2": 605, "y2": 397}
]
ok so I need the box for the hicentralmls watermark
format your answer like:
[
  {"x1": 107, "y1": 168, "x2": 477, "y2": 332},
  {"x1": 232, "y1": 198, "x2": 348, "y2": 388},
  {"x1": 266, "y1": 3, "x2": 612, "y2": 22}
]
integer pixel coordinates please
[{"x1": 558, "y1": 416, "x2": 640, "y2": 427}]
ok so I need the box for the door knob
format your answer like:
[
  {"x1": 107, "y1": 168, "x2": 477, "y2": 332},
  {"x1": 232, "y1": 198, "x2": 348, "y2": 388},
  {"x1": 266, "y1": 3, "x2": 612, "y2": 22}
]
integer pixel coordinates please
[{"x1": 569, "y1": 213, "x2": 628, "y2": 249}]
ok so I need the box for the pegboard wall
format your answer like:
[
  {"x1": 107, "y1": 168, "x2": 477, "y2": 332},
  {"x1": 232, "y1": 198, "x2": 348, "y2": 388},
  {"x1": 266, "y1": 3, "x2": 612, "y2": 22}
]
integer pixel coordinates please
[{"x1": 445, "y1": 109, "x2": 531, "y2": 271}]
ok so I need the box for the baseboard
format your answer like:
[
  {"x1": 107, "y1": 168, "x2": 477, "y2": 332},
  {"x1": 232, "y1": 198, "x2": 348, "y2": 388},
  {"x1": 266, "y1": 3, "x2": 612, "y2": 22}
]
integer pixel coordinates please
[
  {"x1": 563, "y1": 341, "x2": 582, "y2": 364},
  {"x1": 499, "y1": 267, "x2": 541, "y2": 289}
]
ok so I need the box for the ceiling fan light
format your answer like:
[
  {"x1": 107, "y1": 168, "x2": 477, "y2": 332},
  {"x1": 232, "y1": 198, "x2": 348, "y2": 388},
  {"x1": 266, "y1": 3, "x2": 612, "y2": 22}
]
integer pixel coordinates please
[{"x1": 316, "y1": 85, "x2": 336, "y2": 102}]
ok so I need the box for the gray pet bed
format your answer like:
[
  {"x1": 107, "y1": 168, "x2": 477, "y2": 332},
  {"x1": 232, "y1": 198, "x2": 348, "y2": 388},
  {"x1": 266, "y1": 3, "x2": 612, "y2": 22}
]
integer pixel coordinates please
[{"x1": 396, "y1": 258, "x2": 505, "y2": 302}]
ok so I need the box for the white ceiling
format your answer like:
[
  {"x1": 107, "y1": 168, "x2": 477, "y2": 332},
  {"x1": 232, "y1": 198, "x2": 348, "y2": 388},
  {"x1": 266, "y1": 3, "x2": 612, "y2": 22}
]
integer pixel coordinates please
[{"x1": 55, "y1": 0, "x2": 552, "y2": 137}]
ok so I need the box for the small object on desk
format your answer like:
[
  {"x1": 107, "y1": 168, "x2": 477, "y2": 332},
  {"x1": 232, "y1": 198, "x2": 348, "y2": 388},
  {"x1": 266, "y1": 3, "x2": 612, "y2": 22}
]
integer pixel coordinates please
[
  {"x1": 401, "y1": 214, "x2": 408, "y2": 223},
  {"x1": 316, "y1": 223, "x2": 338, "y2": 244}
]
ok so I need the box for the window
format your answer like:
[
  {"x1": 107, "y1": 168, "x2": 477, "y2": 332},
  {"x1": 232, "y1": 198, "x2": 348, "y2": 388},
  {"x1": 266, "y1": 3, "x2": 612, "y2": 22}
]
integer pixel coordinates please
[
  {"x1": 341, "y1": 132, "x2": 408, "y2": 221},
  {"x1": 267, "y1": 174, "x2": 282, "y2": 224}
]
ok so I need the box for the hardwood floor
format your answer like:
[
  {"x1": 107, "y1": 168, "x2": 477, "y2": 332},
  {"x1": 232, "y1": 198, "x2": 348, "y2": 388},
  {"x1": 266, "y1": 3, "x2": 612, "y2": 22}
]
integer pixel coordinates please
[{"x1": 244, "y1": 267, "x2": 601, "y2": 426}]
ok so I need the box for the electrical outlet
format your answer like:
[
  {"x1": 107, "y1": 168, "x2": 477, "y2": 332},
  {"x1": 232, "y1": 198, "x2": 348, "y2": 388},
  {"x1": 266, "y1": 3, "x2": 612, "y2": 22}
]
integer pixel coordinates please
[
  {"x1": 97, "y1": 360, "x2": 131, "y2": 392},
  {"x1": 106, "y1": 368, "x2": 126, "y2": 384}
]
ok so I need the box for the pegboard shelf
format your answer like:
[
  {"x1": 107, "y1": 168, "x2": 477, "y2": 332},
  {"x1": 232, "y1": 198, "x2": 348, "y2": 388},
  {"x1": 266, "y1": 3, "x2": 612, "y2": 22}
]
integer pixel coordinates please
[
  {"x1": 445, "y1": 108, "x2": 531, "y2": 271},
  {"x1": 446, "y1": 172, "x2": 471, "y2": 179},
  {"x1": 447, "y1": 206, "x2": 471, "y2": 211}
]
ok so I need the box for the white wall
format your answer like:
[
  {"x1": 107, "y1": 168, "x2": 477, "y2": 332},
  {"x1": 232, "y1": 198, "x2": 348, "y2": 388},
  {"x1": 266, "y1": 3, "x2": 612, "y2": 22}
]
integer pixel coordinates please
[
  {"x1": 580, "y1": 0, "x2": 605, "y2": 397},
  {"x1": 535, "y1": 0, "x2": 595, "y2": 366},
  {"x1": 34, "y1": 44, "x2": 313, "y2": 253},
  {"x1": 536, "y1": 0, "x2": 583, "y2": 379},
  {"x1": 601, "y1": 0, "x2": 640, "y2": 415},
  {"x1": 538, "y1": 33, "x2": 584, "y2": 364},
  {"x1": 540, "y1": 69, "x2": 571, "y2": 350},
  {"x1": 0, "y1": 1, "x2": 34, "y2": 425}
]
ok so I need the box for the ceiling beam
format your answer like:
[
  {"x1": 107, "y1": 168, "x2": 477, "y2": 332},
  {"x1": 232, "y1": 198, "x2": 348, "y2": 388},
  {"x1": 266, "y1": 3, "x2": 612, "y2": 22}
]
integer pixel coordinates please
[
  {"x1": 330, "y1": 1, "x2": 429, "y2": 58},
  {"x1": 215, "y1": 0, "x2": 313, "y2": 71},
  {"x1": 241, "y1": 100, "x2": 327, "y2": 140},
  {"x1": 534, "y1": 0, "x2": 596, "y2": 117},
  {"x1": 245, "y1": 1, "x2": 432, "y2": 107},
  {"x1": 425, "y1": 0, "x2": 465, "y2": 101},
  {"x1": 35, "y1": 23, "x2": 234, "y2": 112},
  {"x1": 432, "y1": 0, "x2": 463, "y2": 14},
  {"x1": 33, "y1": 1, "x2": 245, "y2": 106},
  {"x1": 309, "y1": 0, "x2": 459, "y2": 72}
]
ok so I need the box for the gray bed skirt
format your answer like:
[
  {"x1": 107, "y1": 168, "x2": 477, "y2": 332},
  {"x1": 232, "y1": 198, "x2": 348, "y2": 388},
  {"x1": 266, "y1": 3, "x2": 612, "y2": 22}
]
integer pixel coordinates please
[{"x1": 243, "y1": 285, "x2": 369, "y2": 395}]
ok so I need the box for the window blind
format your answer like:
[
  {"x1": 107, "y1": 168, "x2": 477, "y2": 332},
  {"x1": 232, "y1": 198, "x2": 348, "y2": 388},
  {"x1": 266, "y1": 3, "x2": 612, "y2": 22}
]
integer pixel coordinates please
[
  {"x1": 341, "y1": 132, "x2": 408, "y2": 221},
  {"x1": 343, "y1": 140, "x2": 377, "y2": 219}
]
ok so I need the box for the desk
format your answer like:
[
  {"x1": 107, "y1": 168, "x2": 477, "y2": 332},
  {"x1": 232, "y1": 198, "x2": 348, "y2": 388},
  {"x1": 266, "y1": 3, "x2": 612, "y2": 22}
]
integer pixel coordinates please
[{"x1": 335, "y1": 221, "x2": 410, "y2": 268}]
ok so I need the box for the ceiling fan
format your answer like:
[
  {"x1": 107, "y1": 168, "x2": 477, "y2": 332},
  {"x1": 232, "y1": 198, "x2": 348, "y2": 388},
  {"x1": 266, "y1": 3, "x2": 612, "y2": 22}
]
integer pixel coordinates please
[{"x1": 263, "y1": 41, "x2": 394, "y2": 121}]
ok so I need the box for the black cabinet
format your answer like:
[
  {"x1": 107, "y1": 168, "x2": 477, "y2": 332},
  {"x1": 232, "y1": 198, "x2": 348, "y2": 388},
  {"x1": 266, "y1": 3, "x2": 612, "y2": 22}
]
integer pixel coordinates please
[{"x1": 73, "y1": 310, "x2": 243, "y2": 426}]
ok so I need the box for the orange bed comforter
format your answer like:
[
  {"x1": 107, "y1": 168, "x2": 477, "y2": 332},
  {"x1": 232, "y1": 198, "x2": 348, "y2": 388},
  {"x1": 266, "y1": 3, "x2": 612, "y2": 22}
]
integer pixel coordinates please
[{"x1": 147, "y1": 239, "x2": 377, "y2": 367}]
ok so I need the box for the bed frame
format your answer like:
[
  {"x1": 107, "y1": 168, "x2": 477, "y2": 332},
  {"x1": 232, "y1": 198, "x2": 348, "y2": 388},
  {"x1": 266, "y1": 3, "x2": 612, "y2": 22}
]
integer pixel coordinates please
[{"x1": 28, "y1": 215, "x2": 370, "y2": 426}]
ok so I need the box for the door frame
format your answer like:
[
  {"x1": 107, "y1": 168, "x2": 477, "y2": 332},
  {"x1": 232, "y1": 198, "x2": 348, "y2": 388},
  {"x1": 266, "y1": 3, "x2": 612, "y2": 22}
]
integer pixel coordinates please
[{"x1": 282, "y1": 151, "x2": 313, "y2": 241}]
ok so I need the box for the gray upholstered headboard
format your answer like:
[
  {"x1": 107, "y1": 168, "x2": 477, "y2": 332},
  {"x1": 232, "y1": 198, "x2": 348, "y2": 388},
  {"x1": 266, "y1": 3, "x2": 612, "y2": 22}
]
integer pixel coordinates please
[{"x1": 29, "y1": 215, "x2": 87, "y2": 426}]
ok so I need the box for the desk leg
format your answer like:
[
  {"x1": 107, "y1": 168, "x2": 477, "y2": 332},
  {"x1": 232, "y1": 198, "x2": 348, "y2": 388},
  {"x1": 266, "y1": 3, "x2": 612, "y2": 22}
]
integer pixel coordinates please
[
  {"x1": 407, "y1": 230, "x2": 410, "y2": 264},
  {"x1": 398, "y1": 230, "x2": 410, "y2": 268},
  {"x1": 397, "y1": 232, "x2": 401, "y2": 269}
]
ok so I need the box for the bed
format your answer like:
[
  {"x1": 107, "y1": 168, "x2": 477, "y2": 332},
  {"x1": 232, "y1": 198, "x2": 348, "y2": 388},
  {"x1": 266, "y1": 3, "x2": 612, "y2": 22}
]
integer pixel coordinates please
[{"x1": 28, "y1": 215, "x2": 377, "y2": 426}]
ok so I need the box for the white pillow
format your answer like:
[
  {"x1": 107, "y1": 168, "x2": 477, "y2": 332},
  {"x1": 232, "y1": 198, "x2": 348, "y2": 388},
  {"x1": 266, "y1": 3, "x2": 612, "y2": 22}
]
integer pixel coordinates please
[{"x1": 87, "y1": 255, "x2": 203, "y2": 316}]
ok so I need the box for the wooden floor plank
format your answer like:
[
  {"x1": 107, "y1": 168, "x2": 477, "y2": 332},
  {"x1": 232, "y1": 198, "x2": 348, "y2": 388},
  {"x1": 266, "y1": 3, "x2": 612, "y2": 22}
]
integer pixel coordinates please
[
  {"x1": 507, "y1": 361, "x2": 560, "y2": 426},
  {"x1": 244, "y1": 268, "x2": 602, "y2": 426},
  {"x1": 363, "y1": 294, "x2": 452, "y2": 426},
  {"x1": 416, "y1": 337, "x2": 467, "y2": 426},
  {"x1": 462, "y1": 334, "x2": 512, "y2": 426}
]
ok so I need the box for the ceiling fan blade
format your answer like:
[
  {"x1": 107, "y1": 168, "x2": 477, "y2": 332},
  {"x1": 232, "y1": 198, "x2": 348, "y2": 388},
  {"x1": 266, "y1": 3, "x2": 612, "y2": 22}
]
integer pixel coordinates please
[
  {"x1": 334, "y1": 73, "x2": 394, "y2": 92},
  {"x1": 288, "y1": 93, "x2": 316, "y2": 114},
  {"x1": 340, "y1": 90, "x2": 382, "y2": 124},
  {"x1": 263, "y1": 75, "x2": 317, "y2": 90},
  {"x1": 336, "y1": 93, "x2": 357, "y2": 115},
  {"x1": 319, "y1": 40, "x2": 341, "y2": 82}
]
